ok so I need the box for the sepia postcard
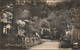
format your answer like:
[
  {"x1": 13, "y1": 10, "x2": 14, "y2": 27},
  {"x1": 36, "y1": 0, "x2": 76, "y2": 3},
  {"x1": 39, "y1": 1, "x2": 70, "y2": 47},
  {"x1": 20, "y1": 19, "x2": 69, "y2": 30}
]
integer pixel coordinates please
[{"x1": 0, "y1": 0, "x2": 80, "y2": 50}]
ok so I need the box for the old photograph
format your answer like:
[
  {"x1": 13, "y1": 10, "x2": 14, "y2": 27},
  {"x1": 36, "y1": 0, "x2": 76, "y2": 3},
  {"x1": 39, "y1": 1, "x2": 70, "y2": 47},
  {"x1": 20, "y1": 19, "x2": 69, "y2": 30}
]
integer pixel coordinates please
[{"x1": 0, "y1": 0, "x2": 80, "y2": 50}]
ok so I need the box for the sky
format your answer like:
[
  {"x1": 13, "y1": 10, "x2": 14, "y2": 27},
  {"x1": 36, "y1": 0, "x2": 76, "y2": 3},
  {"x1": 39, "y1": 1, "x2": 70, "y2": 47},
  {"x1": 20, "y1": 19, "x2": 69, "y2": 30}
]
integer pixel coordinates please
[
  {"x1": 46, "y1": 0, "x2": 71, "y2": 2},
  {"x1": 46, "y1": 0, "x2": 71, "y2": 5}
]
